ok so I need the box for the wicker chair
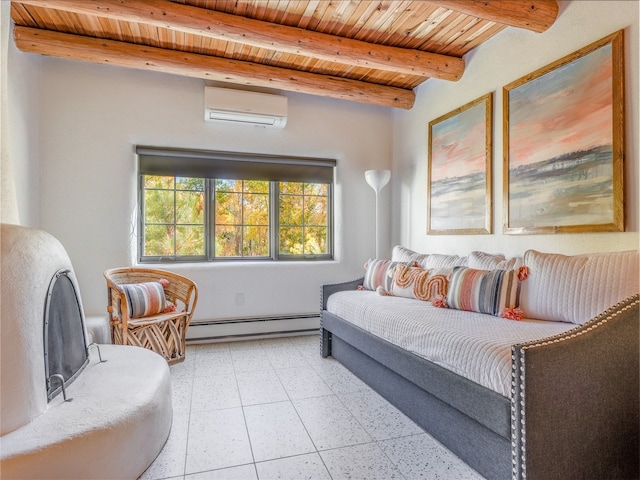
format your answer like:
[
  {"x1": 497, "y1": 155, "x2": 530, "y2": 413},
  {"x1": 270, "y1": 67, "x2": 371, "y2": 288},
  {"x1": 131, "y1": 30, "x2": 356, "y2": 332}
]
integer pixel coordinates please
[{"x1": 104, "y1": 268, "x2": 198, "y2": 365}]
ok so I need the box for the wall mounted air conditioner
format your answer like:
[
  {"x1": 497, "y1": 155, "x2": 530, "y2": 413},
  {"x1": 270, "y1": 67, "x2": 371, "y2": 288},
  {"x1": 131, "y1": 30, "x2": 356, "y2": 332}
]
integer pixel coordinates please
[{"x1": 204, "y1": 86, "x2": 288, "y2": 128}]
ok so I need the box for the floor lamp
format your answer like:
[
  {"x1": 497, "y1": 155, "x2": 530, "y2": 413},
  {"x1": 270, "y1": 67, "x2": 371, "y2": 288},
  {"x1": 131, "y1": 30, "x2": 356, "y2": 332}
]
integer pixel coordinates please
[{"x1": 365, "y1": 169, "x2": 391, "y2": 259}]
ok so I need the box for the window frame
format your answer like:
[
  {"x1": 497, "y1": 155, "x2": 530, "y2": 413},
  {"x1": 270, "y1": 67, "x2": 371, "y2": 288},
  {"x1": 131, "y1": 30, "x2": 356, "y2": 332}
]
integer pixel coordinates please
[{"x1": 137, "y1": 147, "x2": 334, "y2": 263}]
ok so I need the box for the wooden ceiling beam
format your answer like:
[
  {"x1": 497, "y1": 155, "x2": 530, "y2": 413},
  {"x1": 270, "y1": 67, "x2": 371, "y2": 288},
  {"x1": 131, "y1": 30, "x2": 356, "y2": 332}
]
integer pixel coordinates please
[
  {"x1": 13, "y1": 26, "x2": 415, "y2": 109},
  {"x1": 14, "y1": 0, "x2": 465, "y2": 81},
  {"x1": 431, "y1": 1, "x2": 558, "y2": 33}
]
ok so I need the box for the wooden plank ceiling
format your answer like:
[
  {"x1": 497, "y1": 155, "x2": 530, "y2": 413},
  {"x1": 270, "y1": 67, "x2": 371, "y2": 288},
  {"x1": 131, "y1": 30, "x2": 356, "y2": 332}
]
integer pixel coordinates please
[{"x1": 10, "y1": 0, "x2": 558, "y2": 109}]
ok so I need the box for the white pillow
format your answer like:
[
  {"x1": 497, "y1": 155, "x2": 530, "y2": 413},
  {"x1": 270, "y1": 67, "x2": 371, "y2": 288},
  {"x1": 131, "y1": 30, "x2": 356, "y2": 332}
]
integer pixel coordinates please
[
  {"x1": 468, "y1": 251, "x2": 522, "y2": 270},
  {"x1": 391, "y1": 245, "x2": 467, "y2": 270},
  {"x1": 391, "y1": 245, "x2": 428, "y2": 264},
  {"x1": 420, "y1": 253, "x2": 468, "y2": 269},
  {"x1": 520, "y1": 249, "x2": 639, "y2": 324}
]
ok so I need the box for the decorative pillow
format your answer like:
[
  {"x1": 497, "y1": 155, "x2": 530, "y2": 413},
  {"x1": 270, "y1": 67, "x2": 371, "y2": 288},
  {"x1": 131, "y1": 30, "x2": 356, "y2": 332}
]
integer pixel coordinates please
[
  {"x1": 420, "y1": 253, "x2": 468, "y2": 270},
  {"x1": 363, "y1": 259, "x2": 406, "y2": 292},
  {"x1": 520, "y1": 249, "x2": 639, "y2": 324},
  {"x1": 391, "y1": 246, "x2": 467, "y2": 270},
  {"x1": 121, "y1": 281, "x2": 169, "y2": 318},
  {"x1": 468, "y1": 251, "x2": 522, "y2": 270},
  {"x1": 391, "y1": 246, "x2": 429, "y2": 265},
  {"x1": 447, "y1": 267, "x2": 522, "y2": 317},
  {"x1": 389, "y1": 264, "x2": 448, "y2": 301}
]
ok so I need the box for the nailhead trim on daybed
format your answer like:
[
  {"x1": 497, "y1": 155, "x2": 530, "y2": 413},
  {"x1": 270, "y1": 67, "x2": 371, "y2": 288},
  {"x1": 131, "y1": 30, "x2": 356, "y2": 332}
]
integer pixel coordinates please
[{"x1": 511, "y1": 294, "x2": 640, "y2": 480}]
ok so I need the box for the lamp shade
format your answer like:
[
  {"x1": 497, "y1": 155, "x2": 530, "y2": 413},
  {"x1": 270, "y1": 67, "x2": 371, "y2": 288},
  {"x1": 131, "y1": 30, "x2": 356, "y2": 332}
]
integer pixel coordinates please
[
  {"x1": 364, "y1": 170, "x2": 391, "y2": 193},
  {"x1": 365, "y1": 169, "x2": 390, "y2": 259}
]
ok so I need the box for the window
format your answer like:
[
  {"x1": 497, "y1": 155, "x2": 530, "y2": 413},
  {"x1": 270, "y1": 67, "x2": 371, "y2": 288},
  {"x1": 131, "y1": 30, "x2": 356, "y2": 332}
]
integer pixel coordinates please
[
  {"x1": 214, "y1": 179, "x2": 270, "y2": 257},
  {"x1": 137, "y1": 147, "x2": 334, "y2": 262},
  {"x1": 279, "y1": 182, "x2": 329, "y2": 255}
]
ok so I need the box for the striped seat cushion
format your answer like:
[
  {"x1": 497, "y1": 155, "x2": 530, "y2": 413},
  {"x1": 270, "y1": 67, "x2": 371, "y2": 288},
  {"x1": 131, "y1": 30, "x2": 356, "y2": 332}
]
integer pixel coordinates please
[
  {"x1": 447, "y1": 267, "x2": 521, "y2": 317},
  {"x1": 121, "y1": 281, "x2": 168, "y2": 318}
]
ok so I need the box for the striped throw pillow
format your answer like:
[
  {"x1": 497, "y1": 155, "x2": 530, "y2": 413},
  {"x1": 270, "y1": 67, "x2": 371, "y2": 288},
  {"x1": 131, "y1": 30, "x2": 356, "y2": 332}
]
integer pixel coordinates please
[
  {"x1": 363, "y1": 259, "x2": 406, "y2": 292},
  {"x1": 447, "y1": 267, "x2": 521, "y2": 317},
  {"x1": 121, "y1": 281, "x2": 168, "y2": 318}
]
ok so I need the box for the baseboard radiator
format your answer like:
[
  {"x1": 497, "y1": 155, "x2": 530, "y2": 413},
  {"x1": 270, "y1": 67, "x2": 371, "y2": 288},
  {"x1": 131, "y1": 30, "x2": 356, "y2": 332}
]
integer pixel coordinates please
[{"x1": 186, "y1": 313, "x2": 320, "y2": 343}]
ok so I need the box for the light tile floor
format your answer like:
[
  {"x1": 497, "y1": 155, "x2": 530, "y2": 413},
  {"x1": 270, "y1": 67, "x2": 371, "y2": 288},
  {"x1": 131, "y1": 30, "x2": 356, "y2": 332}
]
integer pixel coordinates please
[{"x1": 140, "y1": 334, "x2": 484, "y2": 480}]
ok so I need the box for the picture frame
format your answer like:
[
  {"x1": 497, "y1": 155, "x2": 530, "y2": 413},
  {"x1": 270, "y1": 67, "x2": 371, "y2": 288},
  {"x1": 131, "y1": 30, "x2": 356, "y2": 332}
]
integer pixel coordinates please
[
  {"x1": 427, "y1": 93, "x2": 493, "y2": 235},
  {"x1": 503, "y1": 30, "x2": 625, "y2": 234}
]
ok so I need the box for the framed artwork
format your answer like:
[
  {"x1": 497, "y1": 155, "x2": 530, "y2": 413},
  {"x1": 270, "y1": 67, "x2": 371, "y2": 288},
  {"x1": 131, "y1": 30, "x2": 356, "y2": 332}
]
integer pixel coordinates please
[
  {"x1": 428, "y1": 93, "x2": 493, "y2": 234},
  {"x1": 503, "y1": 30, "x2": 624, "y2": 234}
]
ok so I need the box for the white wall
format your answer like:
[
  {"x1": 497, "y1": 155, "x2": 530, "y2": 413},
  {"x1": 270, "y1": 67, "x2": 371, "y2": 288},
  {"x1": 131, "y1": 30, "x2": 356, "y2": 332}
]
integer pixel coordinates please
[
  {"x1": 7, "y1": 0, "x2": 638, "y2": 324},
  {"x1": 2, "y1": 3, "x2": 40, "y2": 227},
  {"x1": 18, "y1": 56, "x2": 391, "y2": 320},
  {"x1": 392, "y1": 0, "x2": 640, "y2": 257}
]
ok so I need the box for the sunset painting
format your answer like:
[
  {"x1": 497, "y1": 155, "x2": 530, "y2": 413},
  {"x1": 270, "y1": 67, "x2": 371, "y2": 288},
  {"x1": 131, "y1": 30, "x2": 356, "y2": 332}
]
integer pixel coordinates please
[
  {"x1": 504, "y1": 31, "x2": 624, "y2": 233},
  {"x1": 428, "y1": 93, "x2": 492, "y2": 234}
]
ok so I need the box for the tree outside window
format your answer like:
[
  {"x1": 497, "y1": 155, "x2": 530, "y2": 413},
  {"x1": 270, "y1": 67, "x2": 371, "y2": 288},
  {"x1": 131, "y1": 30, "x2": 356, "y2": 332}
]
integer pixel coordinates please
[{"x1": 141, "y1": 176, "x2": 331, "y2": 262}]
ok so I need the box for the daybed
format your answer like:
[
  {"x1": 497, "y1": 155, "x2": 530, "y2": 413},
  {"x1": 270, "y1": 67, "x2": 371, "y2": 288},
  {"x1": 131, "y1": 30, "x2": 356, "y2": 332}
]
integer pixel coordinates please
[{"x1": 320, "y1": 247, "x2": 639, "y2": 480}]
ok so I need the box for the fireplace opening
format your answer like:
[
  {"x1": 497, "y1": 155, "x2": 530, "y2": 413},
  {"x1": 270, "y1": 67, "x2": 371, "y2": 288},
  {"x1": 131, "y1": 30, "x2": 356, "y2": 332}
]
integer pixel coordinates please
[{"x1": 44, "y1": 269, "x2": 89, "y2": 401}]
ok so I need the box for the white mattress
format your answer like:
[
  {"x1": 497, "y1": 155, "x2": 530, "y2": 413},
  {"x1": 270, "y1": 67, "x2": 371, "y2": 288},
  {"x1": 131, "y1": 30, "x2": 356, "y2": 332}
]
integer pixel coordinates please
[{"x1": 326, "y1": 290, "x2": 575, "y2": 397}]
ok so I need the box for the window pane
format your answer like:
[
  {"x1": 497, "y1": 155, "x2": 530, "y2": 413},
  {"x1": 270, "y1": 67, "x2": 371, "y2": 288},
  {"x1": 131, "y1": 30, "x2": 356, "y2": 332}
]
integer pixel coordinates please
[
  {"x1": 243, "y1": 226, "x2": 269, "y2": 256},
  {"x1": 144, "y1": 225, "x2": 174, "y2": 256},
  {"x1": 145, "y1": 190, "x2": 174, "y2": 224},
  {"x1": 216, "y1": 225, "x2": 242, "y2": 257},
  {"x1": 176, "y1": 191, "x2": 204, "y2": 224},
  {"x1": 176, "y1": 177, "x2": 204, "y2": 191},
  {"x1": 216, "y1": 191, "x2": 242, "y2": 225},
  {"x1": 305, "y1": 227, "x2": 328, "y2": 254},
  {"x1": 142, "y1": 175, "x2": 205, "y2": 259},
  {"x1": 304, "y1": 196, "x2": 327, "y2": 226},
  {"x1": 145, "y1": 175, "x2": 174, "y2": 189},
  {"x1": 279, "y1": 227, "x2": 304, "y2": 255},
  {"x1": 214, "y1": 180, "x2": 270, "y2": 258},
  {"x1": 279, "y1": 195, "x2": 303, "y2": 226},
  {"x1": 244, "y1": 193, "x2": 269, "y2": 225},
  {"x1": 176, "y1": 226, "x2": 205, "y2": 256},
  {"x1": 304, "y1": 183, "x2": 327, "y2": 195},
  {"x1": 280, "y1": 182, "x2": 303, "y2": 195},
  {"x1": 244, "y1": 180, "x2": 269, "y2": 194},
  {"x1": 216, "y1": 179, "x2": 242, "y2": 192}
]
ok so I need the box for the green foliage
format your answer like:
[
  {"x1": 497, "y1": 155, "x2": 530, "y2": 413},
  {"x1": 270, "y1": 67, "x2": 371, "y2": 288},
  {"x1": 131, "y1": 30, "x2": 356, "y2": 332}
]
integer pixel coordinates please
[
  {"x1": 215, "y1": 225, "x2": 241, "y2": 257},
  {"x1": 214, "y1": 180, "x2": 269, "y2": 257},
  {"x1": 144, "y1": 225, "x2": 174, "y2": 257},
  {"x1": 143, "y1": 175, "x2": 205, "y2": 257},
  {"x1": 279, "y1": 194, "x2": 303, "y2": 226},
  {"x1": 142, "y1": 176, "x2": 329, "y2": 259},
  {"x1": 176, "y1": 226, "x2": 205, "y2": 256},
  {"x1": 243, "y1": 226, "x2": 269, "y2": 256},
  {"x1": 279, "y1": 227, "x2": 304, "y2": 255},
  {"x1": 278, "y1": 182, "x2": 328, "y2": 255}
]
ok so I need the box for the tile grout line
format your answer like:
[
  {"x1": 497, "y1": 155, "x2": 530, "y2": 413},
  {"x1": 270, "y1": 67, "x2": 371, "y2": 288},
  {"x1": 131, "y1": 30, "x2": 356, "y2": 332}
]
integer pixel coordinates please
[
  {"x1": 290, "y1": 345, "x2": 333, "y2": 480},
  {"x1": 182, "y1": 346, "x2": 197, "y2": 479},
  {"x1": 283, "y1": 342, "x2": 336, "y2": 480},
  {"x1": 231, "y1": 344, "x2": 260, "y2": 478}
]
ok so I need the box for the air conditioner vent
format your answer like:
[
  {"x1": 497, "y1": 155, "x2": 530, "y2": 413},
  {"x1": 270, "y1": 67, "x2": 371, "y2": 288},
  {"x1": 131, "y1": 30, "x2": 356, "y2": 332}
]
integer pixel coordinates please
[{"x1": 204, "y1": 87, "x2": 287, "y2": 128}]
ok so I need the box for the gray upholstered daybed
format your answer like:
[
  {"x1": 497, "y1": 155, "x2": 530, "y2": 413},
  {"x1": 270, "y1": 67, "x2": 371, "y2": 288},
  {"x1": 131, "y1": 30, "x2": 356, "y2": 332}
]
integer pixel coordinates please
[{"x1": 320, "y1": 248, "x2": 639, "y2": 480}]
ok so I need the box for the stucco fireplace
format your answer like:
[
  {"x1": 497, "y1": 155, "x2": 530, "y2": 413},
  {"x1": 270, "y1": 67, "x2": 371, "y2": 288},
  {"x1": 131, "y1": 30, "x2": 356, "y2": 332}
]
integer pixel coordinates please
[{"x1": 0, "y1": 224, "x2": 173, "y2": 479}]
